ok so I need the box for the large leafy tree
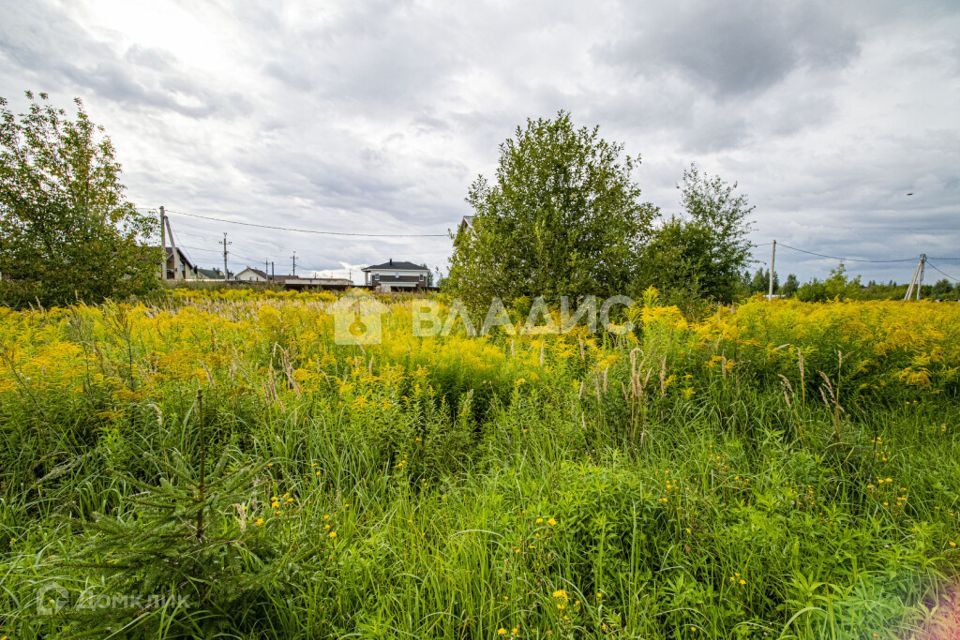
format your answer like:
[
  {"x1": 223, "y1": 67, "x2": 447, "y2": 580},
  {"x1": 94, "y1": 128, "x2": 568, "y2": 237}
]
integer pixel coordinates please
[
  {"x1": 638, "y1": 164, "x2": 754, "y2": 304},
  {"x1": 0, "y1": 91, "x2": 159, "y2": 307},
  {"x1": 447, "y1": 112, "x2": 657, "y2": 309}
]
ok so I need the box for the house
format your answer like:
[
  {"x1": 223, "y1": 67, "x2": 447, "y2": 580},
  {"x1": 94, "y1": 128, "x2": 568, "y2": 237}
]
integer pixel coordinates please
[
  {"x1": 362, "y1": 259, "x2": 431, "y2": 291},
  {"x1": 235, "y1": 267, "x2": 270, "y2": 282},
  {"x1": 195, "y1": 267, "x2": 229, "y2": 280},
  {"x1": 164, "y1": 247, "x2": 195, "y2": 281}
]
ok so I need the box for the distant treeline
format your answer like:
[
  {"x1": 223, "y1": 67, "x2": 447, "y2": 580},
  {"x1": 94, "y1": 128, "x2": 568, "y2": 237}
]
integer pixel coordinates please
[{"x1": 743, "y1": 265, "x2": 959, "y2": 301}]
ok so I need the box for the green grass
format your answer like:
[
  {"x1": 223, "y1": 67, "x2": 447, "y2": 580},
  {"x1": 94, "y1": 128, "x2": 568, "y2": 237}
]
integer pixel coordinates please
[{"x1": 0, "y1": 297, "x2": 958, "y2": 639}]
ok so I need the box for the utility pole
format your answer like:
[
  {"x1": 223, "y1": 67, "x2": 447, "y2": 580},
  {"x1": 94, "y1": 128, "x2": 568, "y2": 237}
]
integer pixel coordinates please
[
  {"x1": 165, "y1": 215, "x2": 181, "y2": 280},
  {"x1": 220, "y1": 233, "x2": 231, "y2": 281},
  {"x1": 291, "y1": 251, "x2": 297, "y2": 276},
  {"x1": 768, "y1": 239, "x2": 777, "y2": 300},
  {"x1": 265, "y1": 259, "x2": 269, "y2": 277},
  {"x1": 917, "y1": 253, "x2": 926, "y2": 300},
  {"x1": 159, "y1": 206, "x2": 167, "y2": 280},
  {"x1": 271, "y1": 261, "x2": 275, "y2": 280},
  {"x1": 904, "y1": 254, "x2": 927, "y2": 300}
]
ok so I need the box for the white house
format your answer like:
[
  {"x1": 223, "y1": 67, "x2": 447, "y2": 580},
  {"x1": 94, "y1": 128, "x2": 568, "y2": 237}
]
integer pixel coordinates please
[
  {"x1": 362, "y1": 259, "x2": 431, "y2": 290},
  {"x1": 235, "y1": 267, "x2": 271, "y2": 282}
]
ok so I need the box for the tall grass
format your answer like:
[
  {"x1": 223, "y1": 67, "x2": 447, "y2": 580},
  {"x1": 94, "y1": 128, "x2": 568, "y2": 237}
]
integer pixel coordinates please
[{"x1": 0, "y1": 292, "x2": 958, "y2": 638}]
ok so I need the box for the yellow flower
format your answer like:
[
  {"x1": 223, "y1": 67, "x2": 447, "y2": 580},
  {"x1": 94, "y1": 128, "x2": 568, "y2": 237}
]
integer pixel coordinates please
[
  {"x1": 949, "y1": 540, "x2": 957, "y2": 548},
  {"x1": 535, "y1": 517, "x2": 543, "y2": 524},
  {"x1": 547, "y1": 517, "x2": 557, "y2": 527},
  {"x1": 738, "y1": 579, "x2": 746, "y2": 586},
  {"x1": 254, "y1": 517, "x2": 265, "y2": 526},
  {"x1": 497, "y1": 629, "x2": 507, "y2": 636},
  {"x1": 328, "y1": 530, "x2": 337, "y2": 539}
]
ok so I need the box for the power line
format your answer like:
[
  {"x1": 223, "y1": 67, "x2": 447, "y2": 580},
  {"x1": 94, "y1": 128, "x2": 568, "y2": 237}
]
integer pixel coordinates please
[
  {"x1": 161, "y1": 209, "x2": 449, "y2": 238},
  {"x1": 927, "y1": 261, "x2": 960, "y2": 282},
  {"x1": 777, "y1": 242, "x2": 917, "y2": 264}
]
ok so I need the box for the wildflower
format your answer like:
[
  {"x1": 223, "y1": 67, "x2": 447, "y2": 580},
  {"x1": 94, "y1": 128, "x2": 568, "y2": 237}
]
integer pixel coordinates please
[
  {"x1": 323, "y1": 513, "x2": 330, "y2": 521},
  {"x1": 950, "y1": 540, "x2": 957, "y2": 548},
  {"x1": 547, "y1": 517, "x2": 557, "y2": 527},
  {"x1": 254, "y1": 517, "x2": 265, "y2": 526},
  {"x1": 535, "y1": 517, "x2": 543, "y2": 524},
  {"x1": 498, "y1": 629, "x2": 507, "y2": 636},
  {"x1": 328, "y1": 530, "x2": 337, "y2": 539},
  {"x1": 738, "y1": 579, "x2": 746, "y2": 586}
]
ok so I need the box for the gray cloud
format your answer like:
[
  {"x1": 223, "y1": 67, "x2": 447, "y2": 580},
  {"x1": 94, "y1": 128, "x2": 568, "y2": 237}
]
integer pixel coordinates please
[
  {"x1": 598, "y1": 0, "x2": 860, "y2": 98},
  {"x1": 0, "y1": 0, "x2": 957, "y2": 282}
]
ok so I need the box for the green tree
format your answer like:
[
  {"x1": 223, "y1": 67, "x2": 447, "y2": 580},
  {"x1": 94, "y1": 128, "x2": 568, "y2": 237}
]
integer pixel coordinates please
[
  {"x1": 0, "y1": 91, "x2": 159, "y2": 307},
  {"x1": 446, "y1": 112, "x2": 657, "y2": 309},
  {"x1": 638, "y1": 165, "x2": 754, "y2": 304},
  {"x1": 781, "y1": 273, "x2": 799, "y2": 297},
  {"x1": 930, "y1": 278, "x2": 955, "y2": 299}
]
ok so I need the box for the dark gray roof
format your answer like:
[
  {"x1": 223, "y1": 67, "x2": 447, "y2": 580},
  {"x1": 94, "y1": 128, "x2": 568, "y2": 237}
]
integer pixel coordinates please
[
  {"x1": 363, "y1": 260, "x2": 428, "y2": 271},
  {"x1": 196, "y1": 267, "x2": 226, "y2": 279}
]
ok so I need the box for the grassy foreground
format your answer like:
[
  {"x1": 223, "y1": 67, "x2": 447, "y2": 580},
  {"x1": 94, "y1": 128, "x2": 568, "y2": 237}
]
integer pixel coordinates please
[{"x1": 1, "y1": 290, "x2": 959, "y2": 639}]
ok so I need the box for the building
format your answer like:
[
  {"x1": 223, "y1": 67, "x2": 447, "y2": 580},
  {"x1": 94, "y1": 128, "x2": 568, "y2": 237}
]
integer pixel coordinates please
[
  {"x1": 164, "y1": 247, "x2": 195, "y2": 281},
  {"x1": 235, "y1": 267, "x2": 271, "y2": 282},
  {"x1": 235, "y1": 267, "x2": 353, "y2": 290},
  {"x1": 362, "y1": 259, "x2": 431, "y2": 291},
  {"x1": 277, "y1": 276, "x2": 354, "y2": 290}
]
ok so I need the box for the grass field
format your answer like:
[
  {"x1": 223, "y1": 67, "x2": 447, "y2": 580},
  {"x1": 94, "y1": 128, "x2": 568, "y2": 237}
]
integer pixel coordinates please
[{"x1": 1, "y1": 290, "x2": 959, "y2": 639}]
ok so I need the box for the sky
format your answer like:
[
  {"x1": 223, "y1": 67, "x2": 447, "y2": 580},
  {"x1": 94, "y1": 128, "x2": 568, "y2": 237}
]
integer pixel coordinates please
[{"x1": 1, "y1": 0, "x2": 958, "y2": 284}]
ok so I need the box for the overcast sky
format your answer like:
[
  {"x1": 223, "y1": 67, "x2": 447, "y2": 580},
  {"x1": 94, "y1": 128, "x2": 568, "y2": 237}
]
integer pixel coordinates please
[{"x1": 1, "y1": 0, "x2": 958, "y2": 283}]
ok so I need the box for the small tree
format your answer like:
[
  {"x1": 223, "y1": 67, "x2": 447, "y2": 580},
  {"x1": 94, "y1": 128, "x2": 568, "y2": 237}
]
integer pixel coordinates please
[
  {"x1": 447, "y1": 112, "x2": 657, "y2": 309},
  {"x1": 0, "y1": 91, "x2": 159, "y2": 307},
  {"x1": 638, "y1": 164, "x2": 753, "y2": 304},
  {"x1": 781, "y1": 273, "x2": 799, "y2": 297}
]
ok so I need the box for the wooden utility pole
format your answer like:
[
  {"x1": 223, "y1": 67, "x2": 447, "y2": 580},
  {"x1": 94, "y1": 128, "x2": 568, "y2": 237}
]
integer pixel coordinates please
[
  {"x1": 220, "y1": 233, "x2": 231, "y2": 281},
  {"x1": 768, "y1": 239, "x2": 777, "y2": 299},
  {"x1": 904, "y1": 254, "x2": 927, "y2": 300},
  {"x1": 291, "y1": 251, "x2": 297, "y2": 276},
  {"x1": 159, "y1": 206, "x2": 167, "y2": 280},
  {"x1": 165, "y1": 216, "x2": 180, "y2": 280},
  {"x1": 917, "y1": 253, "x2": 926, "y2": 299}
]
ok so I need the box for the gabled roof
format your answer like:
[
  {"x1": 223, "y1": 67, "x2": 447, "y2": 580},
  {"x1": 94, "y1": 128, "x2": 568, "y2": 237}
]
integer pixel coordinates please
[
  {"x1": 196, "y1": 267, "x2": 227, "y2": 279},
  {"x1": 363, "y1": 260, "x2": 429, "y2": 272},
  {"x1": 237, "y1": 267, "x2": 269, "y2": 279},
  {"x1": 162, "y1": 246, "x2": 195, "y2": 270}
]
